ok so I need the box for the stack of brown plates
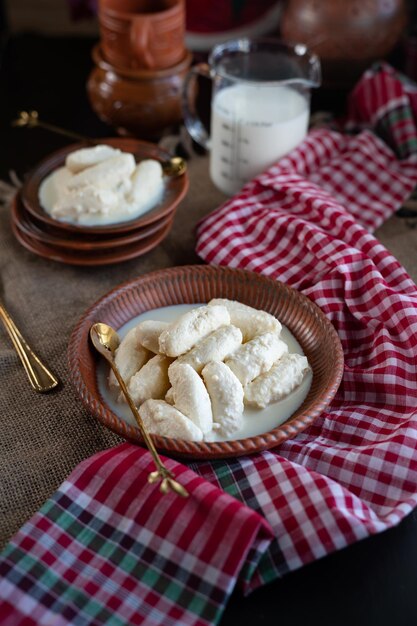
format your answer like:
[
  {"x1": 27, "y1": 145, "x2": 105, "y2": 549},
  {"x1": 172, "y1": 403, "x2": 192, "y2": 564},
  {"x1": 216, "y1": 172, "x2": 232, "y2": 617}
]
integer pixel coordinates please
[{"x1": 12, "y1": 138, "x2": 189, "y2": 266}]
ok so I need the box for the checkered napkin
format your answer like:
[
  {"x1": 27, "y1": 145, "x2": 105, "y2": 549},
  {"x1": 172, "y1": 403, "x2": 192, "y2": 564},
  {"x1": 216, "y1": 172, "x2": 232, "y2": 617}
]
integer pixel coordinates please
[
  {"x1": 195, "y1": 62, "x2": 417, "y2": 581},
  {"x1": 0, "y1": 445, "x2": 274, "y2": 626},
  {"x1": 2, "y1": 63, "x2": 417, "y2": 626}
]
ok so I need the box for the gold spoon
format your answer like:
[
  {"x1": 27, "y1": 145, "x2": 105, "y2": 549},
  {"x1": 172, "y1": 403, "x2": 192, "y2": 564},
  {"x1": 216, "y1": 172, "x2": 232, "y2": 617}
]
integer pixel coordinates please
[
  {"x1": 90, "y1": 322, "x2": 188, "y2": 497},
  {"x1": 12, "y1": 110, "x2": 187, "y2": 178}
]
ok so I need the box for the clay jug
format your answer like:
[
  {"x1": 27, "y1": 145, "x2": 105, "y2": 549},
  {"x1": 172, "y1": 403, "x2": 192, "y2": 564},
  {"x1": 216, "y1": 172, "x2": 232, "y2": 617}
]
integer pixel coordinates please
[
  {"x1": 99, "y1": 0, "x2": 186, "y2": 70},
  {"x1": 281, "y1": 0, "x2": 407, "y2": 88},
  {"x1": 87, "y1": 45, "x2": 192, "y2": 139}
]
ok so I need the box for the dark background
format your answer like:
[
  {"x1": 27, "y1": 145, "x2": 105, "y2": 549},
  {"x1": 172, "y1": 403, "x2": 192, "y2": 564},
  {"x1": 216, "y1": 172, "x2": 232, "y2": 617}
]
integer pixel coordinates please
[{"x1": 1, "y1": 3, "x2": 417, "y2": 626}]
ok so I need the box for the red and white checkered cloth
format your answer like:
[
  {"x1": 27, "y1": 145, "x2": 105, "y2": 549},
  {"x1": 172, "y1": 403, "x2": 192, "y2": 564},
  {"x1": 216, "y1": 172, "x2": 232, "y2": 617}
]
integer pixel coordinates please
[
  {"x1": 1, "y1": 63, "x2": 417, "y2": 626},
  {"x1": 195, "y1": 63, "x2": 417, "y2": 574}
]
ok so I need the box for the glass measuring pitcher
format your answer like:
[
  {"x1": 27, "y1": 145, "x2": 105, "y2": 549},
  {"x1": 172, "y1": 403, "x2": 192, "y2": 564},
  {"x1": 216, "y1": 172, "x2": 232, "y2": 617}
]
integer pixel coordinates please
[{"x1": 183, "y1": 39, "x2": 321, "y2": 195}]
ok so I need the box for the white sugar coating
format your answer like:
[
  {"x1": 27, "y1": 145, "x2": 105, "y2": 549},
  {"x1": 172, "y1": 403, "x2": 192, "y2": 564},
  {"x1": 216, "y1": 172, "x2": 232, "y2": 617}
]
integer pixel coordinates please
[
  {"x1": 128, "y1": 159, "x2": 163, "y2": 204},
  {"x1": 128, "y1": 354, "x2": 171, "y2": 406},
  {"x1": 225, "y1": 332, "x2": 288, "y2": 386},
  {"x1": 65, "y1": 145, "x2": 122, "y2": 173},
  {"x1": 158, "y1": 304, "x2": 230, "y2": 357},
  {"x1": 108, "y1": 325, "x2": 150, "y2": 392},
  {"x1": 136, "y1": 320, "x2": 169, "y2": 354},
  {"x1": 52, "y1": 186, "x2": 121, "y2": 218},
  {"x1": 176, "y1": 325, "x2": 242, "y2": 372},
  {"x1": 168, "y1": 362, "x2": 213, "y2": 434},
  {"x1": 202, "y1": 361, "x2": 244, "y2": 437},
  {"x1": 245, "y1": 353, "x2": 310, "y2": 408},
  {"x1": 140, "y1": 399, "x2": 203, "y2": 441},
  {"x1": 67, "y1": 153, "x2": 136, "y2": 190},
  {"x1": 208, "y1": 298, "x2": 282, "y2": 341},
  {"x1": 165, "y1": 387, "x2": 175, "y2": 404}
]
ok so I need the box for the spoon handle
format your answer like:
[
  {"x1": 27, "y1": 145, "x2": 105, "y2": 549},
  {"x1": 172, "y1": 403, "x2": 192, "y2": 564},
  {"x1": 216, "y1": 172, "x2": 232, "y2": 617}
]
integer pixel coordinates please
[
  {"x1": 0, "y1": 303, "x2": 59, "y2": 392},
  {"x1": 12, "y1": 111, "x2": 186, "y2": 177},
  {"x1": 12, "y1": 110, "x2": 93, "y2": 144},
  {"x1": 109, "y1": 361, "x2": 188, "y2": 497}
]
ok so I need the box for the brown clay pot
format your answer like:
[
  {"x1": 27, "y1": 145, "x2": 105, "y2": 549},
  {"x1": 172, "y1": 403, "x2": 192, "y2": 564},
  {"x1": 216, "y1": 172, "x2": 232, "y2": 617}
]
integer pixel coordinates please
[
  {"x1": 87, "y1": 45, "x2": 192, "y2": 140},
  {"x1": 98, "y1": 0, "x2": 186, "y2": 71},
  {"x1": 281, "y1": 0, "x2": 408, "y2": 88}
]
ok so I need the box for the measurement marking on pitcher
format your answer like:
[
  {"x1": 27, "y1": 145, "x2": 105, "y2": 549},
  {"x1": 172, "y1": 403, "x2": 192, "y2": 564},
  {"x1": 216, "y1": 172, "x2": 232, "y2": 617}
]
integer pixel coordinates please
[
  {"x1": 235, "y1": 118, "x2": 248, "y2": 179},
  {"x1": 218, "y1": 117, "x2": 250, "y2": 183},
  {"x1": 219, "y1": 120, "x2": 239, "y2": 181}
]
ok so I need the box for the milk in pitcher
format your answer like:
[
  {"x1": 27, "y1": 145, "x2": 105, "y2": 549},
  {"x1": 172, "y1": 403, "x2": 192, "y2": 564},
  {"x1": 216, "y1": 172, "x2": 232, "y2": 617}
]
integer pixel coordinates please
[{"x1": 210, "y1": 83, "x2": 309, "y2": 195}]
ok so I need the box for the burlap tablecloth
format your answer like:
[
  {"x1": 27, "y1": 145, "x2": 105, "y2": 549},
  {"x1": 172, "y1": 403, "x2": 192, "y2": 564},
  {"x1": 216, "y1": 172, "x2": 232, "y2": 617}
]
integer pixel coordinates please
[{"x1": 0, "y1": 154, "x2": 416, "y2": 550}]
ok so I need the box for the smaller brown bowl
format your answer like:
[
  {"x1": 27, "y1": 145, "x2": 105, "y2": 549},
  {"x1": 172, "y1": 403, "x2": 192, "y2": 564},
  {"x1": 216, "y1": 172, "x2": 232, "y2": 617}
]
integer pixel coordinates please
[
  {"x1": 12, "y1": 197, "x2": 174, "y2": 266},
  {"x1": 12, "y1": 194, "x2": 173, "y2": 251},
  {"x1": 20, "y1": 137, "x2": 188, "y2": 235},
  {"x1": 68, "y1": 265, "x2": 344, "y2": 459}
]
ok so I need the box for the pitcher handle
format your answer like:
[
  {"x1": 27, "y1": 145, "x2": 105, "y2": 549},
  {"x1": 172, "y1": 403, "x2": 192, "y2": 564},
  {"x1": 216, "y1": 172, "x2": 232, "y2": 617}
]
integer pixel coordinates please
[
  {"x1": 182, "y1": 63, "x2": 212, "y2": 151},
  {"x1": 131, "y1": 16, "x2": 154, "y2": 69}
]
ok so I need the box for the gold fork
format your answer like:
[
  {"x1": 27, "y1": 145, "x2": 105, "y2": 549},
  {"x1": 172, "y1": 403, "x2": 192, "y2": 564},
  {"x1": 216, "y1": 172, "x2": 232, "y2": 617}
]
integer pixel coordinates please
[{"x1": 0, "y1": 300, "x2": 59, "y2": 392}]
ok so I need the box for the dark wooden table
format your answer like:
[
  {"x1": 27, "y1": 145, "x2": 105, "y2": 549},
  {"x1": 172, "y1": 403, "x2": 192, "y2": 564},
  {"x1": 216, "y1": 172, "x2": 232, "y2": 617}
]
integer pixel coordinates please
[{"x1": 1, "y1": 33, "x2": 417, "y2": 626}]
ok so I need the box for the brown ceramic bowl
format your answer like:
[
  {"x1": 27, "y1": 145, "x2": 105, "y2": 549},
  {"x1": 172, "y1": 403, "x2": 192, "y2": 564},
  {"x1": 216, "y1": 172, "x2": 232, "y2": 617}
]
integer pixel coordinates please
[
  {"x1": 281, "y1": 0, "x2": 407, "y2": 89},
  {"x1": 68, "y1": 265, "x2": 344, "y2": 459},
  {"x1": 12, "y1": 193, "x2": 173, "y2": 251},
  {"x1": 20, "y1": 137, "x2": 188, "y2": 235},
  {"x1": 11, "y1": 207, "x2": 174, "y2": 266}
]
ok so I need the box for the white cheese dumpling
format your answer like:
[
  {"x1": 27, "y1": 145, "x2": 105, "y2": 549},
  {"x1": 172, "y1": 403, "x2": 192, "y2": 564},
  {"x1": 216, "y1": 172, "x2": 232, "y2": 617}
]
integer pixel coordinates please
[
  {"x1": 127, "y1": 354, "x2": 171, "y2": 406},
  {"x1": 136, "y1": 320, "x2": 169, "y2": 354},
  {"x1": 208, "y1": 298, "x2": 281, "y2": 342},
  {"x1": 108, "y1": 326, "x2": 150, "y2": 392},
  {"x1": 65, "y1": 145, "x2": 122, "y2": 173},
  {"x1": 168, "y1": 363, "x2": 213, "y2": 434},
  {"x1": 244, "y1": 353, "x2": 310, "y2": 408},
  {"x1": 140, "y1": 399, "x2": 203, "y2": 441},
  {"x1": 176, "y1": 325, "x2": 242, "y2": 373},
  {"x1": 159, "y1": 305, "x2": 230, "y2": 357},
  {"x1": 52, "y1": 186, "x2": 121, "y2": 219},
  {"x1": 128, "y1": 159, "x2": 164, "y2": 206},
  {"x1": 68, "y1": 153, "x2": 136, "y2": 191},
  {"x1": 225, "y1": 332, "x2": 288, "y2": 386},
  {"x1": 165, "y1": 387, "x2": 174, "y2": 404},
  {"x1": 202, "y1": 361, "x2": 244, "y2": 437}
]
